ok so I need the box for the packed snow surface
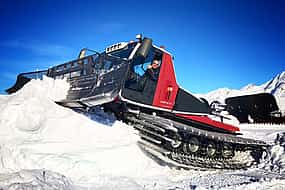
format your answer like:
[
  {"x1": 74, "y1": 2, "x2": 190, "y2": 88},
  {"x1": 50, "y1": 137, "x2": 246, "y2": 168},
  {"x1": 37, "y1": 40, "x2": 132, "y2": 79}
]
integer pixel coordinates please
[{"x1": 0, "y1": 76, "x2": 285, "y2": 189}]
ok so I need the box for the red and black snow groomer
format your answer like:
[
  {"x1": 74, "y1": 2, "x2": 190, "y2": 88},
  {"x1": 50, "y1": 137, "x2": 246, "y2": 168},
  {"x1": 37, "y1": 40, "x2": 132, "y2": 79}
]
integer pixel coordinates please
[{"x1": 7, "y1": 35, "x2": 268, "y2": 169}]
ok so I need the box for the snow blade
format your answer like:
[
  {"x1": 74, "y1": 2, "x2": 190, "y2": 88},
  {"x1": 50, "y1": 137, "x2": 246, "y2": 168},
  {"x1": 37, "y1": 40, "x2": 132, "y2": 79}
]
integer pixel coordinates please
[{"x1": 6, "y1": 70, "x2": 48, "y2": 94}]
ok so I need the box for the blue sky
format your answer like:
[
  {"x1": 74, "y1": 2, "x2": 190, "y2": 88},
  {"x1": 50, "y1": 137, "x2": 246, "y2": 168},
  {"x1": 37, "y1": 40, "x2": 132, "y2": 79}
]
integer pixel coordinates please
[{"x1": 0, "y1": 0, "x2": 284, "y2": 94}]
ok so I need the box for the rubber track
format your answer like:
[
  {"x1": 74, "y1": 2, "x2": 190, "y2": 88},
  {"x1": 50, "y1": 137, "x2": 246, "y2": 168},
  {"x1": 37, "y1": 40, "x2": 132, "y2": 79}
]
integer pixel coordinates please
[
  {"x1": 140, "y1": 113, "x2": 267, "y2": 146},
  {"x1": 127, "y1": 112, "x2": 269, "y2": 169}
]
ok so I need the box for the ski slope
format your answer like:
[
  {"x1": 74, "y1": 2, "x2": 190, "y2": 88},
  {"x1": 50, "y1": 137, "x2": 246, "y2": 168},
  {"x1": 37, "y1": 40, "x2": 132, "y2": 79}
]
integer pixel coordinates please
[{"x1": 0, "y1": 77, "x2": 284, "y2": 189}]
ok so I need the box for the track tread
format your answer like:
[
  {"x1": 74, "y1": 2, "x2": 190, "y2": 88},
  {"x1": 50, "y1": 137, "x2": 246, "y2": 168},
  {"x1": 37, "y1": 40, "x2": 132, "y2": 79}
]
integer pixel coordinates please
[{"x1": 127, "y1": 112, "x2": 269, "y2": 170}]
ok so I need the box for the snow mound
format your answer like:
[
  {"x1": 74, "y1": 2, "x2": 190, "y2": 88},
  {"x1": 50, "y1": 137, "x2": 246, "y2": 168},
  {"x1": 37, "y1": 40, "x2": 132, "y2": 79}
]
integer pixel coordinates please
[
  {"x1": 0, "y1": 77, "x2": 69, "y2": 135},
  {"x1": 0, "y1": 77, "x2": 175, "y2": 189},
  {"x1": 14, "y1": 76, "x2": 69, "y2": 101},
  {"x1": 238, "y1": 124, "x2": 285, "y2": 174},
  {"x1": 260, "y1": 132, "x2": 285, "y2": 174},
  {"x1": 0, "y1": 170, "x2": 73, "y2": 190}
]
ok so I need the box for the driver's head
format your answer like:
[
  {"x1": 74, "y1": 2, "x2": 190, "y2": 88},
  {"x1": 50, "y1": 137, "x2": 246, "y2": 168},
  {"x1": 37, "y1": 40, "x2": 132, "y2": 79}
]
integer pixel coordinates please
[{"x1": 151, "y1": 59, "x2": 160, "y2": 69}]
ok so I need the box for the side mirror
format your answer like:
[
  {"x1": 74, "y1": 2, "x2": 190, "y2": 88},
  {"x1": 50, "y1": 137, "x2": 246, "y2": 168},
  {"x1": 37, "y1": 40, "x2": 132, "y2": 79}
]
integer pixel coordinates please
[{"x1": 136, "y1": 37, "x2": 152, "y2": 59}]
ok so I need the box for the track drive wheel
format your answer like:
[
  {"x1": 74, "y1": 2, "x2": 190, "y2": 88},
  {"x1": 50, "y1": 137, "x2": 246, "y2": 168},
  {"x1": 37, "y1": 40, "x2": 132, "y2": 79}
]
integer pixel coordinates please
[
  {"x1": 187, "y1": 136, "x2": 200, "y2": 153},
  {"x1": 171, "y1": 134, "x2": 182, "y2": 148},
  {"x1": 206, "y1": 141, "x2": 216, "y2": 157},
  {"x1": 222, "y1": 143, "x2": 234, "y2": 158}
]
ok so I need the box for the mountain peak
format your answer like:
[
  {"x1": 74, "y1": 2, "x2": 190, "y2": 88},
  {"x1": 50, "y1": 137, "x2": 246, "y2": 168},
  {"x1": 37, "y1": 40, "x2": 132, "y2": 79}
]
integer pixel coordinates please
[
  {"x1": 280, "y1": 71, "x2": 285, "y2": 79},
  {"x1": 241, "y1": 83, "x2": 257, "y2": 91}
]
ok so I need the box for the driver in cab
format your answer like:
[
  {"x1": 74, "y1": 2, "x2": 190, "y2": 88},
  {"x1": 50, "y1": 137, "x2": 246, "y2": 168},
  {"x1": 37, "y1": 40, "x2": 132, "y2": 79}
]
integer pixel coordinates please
[{"x1": 145, "y1": 59, "x2": 160, "y2": 81}]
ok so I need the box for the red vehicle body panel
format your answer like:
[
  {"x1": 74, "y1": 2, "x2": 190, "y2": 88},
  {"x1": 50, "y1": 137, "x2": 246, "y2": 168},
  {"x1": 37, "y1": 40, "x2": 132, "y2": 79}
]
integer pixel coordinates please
[
  {"x1": 152, "y1": 53, "x2": 179, "y2": 109},
  {"x1": 176, "y1": 113, "x2": 240, "y2": 132}
]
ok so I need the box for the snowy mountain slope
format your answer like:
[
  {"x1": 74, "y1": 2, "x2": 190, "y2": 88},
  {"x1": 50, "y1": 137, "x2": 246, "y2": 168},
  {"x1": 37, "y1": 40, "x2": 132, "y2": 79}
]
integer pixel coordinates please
[
  {"x1": 0, "y1": 77, "x2": 284, "y2": 189},
  {"x1": 200, "y1": 71, "x2": 285, "y2": 111}
]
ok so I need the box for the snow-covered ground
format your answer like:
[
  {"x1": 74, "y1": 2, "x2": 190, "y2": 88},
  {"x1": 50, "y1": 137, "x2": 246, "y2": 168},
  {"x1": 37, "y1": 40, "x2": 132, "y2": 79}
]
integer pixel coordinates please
[{"x1": 0, "y1": 76, "x2": 285, "y2": 189}]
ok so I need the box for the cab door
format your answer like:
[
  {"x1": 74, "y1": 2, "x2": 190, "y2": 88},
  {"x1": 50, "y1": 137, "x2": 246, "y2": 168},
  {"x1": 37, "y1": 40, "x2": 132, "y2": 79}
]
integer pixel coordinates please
[
  {"x1": 121, "y1": 47, "x2": 162, "y2": 105},
  {"x1": 152, "y1": 53, "x2": 179, "y2": 110}
]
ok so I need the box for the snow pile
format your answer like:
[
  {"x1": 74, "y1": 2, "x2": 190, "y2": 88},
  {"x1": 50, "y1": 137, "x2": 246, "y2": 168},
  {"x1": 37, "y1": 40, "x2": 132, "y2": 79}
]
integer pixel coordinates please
[
  {"x1": 0, "y1": 77, "x2": 178, "y2": 189},
  {"x1": 15, "y1": 76, "x2": 69, "y2": 101},
  {"x1": 0, "y1": 170, "x2": 73, "y2": 190},
  {"x1": 237, "y1": 123, "x2": 285, "y2": 173},
  {"x1": 0, "y1": 77, "x2": 69, "y2": 138},
  {"x1": 261, "y1": 132, "x2": 285, "y2": 173}
]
